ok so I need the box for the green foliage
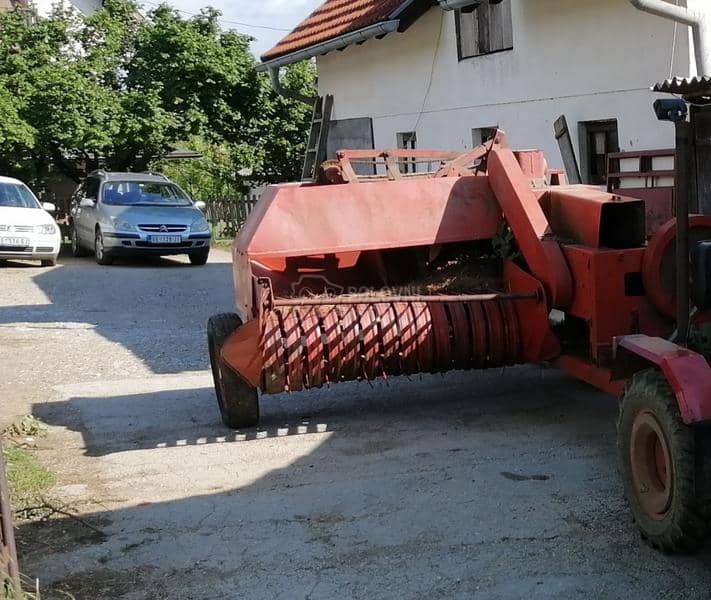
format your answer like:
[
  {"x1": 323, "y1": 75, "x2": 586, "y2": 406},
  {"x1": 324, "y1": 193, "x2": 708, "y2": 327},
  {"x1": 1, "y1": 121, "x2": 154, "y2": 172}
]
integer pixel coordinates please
[
  {"x1": 152, "y1": 137, "x2": 249, "y2": 201},
  {"x1": 3, "y1": 445, "x2": 56, "y2": 507},
  {"x1": 0, "y1": 0, "x2": 315, "y2": 187}
]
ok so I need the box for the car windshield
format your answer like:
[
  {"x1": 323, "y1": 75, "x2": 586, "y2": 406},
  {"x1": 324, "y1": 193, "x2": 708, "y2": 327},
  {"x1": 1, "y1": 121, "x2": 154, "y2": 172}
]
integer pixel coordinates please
[
  {"x1": 102, "y1": 181, "x2": 191, "y2": 206},
  {"x1": 0, "y1": 182, "x2": 40, "y2": 209}
]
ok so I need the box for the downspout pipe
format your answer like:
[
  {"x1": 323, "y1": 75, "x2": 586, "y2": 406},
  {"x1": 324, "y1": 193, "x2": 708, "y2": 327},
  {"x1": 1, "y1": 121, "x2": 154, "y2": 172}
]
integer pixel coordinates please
[
  {"x1": 267, "y1": 66, "x2": 316, "y2": 106},
  {"x1": 629, "y1": 0, "x2": 711, "y2": 76}
]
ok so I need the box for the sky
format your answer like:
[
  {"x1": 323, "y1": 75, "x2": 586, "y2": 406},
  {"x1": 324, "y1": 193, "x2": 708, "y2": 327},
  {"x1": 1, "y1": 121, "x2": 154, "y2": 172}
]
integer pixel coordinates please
[{"x1": 151, "y1": 0, "x2": 324, "y2": 58}]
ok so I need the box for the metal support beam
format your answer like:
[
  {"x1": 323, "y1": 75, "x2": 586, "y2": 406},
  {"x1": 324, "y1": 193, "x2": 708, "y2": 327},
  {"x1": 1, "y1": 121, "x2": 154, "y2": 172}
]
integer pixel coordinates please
[{"x1": 675, "y1": 120, "x2": 691, "y2": 343}]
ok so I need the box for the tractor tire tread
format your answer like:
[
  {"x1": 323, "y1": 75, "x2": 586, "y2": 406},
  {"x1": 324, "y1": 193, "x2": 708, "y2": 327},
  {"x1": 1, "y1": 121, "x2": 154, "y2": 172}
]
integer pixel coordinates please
[
  {"x1": 618, "y1": 369, "x2": 711, "y2": 553},
  {"x1": 207, "y1": 313, "x2": 259, "y2": 429}
]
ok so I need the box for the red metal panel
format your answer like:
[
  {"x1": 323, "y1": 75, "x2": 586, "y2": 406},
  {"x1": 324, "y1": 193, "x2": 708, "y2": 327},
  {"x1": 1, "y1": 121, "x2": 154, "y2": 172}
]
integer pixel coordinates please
[
  {"x1": 621, "y1": 188, "x2": 674, "y2": 237},
  {"x1": 488, "y1": 146, "x2": 573, "y2": 308},
  {"x1": 541, "y1": 187, "x2": 645, "y2": 248},
  {"x1": 617, "y1": 335, "x2": 711, "y2": 424},
  {"x1": 563, "y1": 245, "x2": 646, "y2": 360},
  {"x1": 555, "y1": 355, "x2": 624, "y2": 396},
  {"x1": 501, "y1": 261, "x2": 560, "y2": 363},
  {"x1": 222, "y1": 318, "x2": 265, "y2": 390},
  {"x1": 235, "y1": 176, "x2": 502, "y2": 260},
  {"x1": 513, "y1": 150, "x2": 548, "y2": 179},
  {"x1": 642, "y1": 215, "x2": 711, "y2": 319}
]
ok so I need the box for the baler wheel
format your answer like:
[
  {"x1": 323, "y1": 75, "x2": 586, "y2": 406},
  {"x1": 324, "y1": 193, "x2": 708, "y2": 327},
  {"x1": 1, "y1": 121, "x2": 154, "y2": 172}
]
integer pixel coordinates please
[
  {"x1": 618, "y1": 369, "x2": 711, "y2": 552},
  {"x1": 207, "y1": 313, "x2": 259, "y2": 429}
]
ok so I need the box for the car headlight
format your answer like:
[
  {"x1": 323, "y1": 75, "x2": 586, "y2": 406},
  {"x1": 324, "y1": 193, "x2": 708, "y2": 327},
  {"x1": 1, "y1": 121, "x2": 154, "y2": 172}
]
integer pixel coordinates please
[
  {"x1": 36, "y1": 224, "x2": 57, "y2": 235},
  {"x1": 191, "y1": 217, "x2": 210, "y2": 233},
  {"x1": 109, "y1": 217, "x2": 135, "y2": 232}
]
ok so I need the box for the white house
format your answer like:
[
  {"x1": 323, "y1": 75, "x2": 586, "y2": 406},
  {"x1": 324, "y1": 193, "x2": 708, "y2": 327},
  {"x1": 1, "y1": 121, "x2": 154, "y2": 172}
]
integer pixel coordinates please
[
  {"x1": 261, "y1": 0, "x2": 708, "y2": 184},
  {"x1": 32, "y1": 0, "x2": 100, "y2": 17}
]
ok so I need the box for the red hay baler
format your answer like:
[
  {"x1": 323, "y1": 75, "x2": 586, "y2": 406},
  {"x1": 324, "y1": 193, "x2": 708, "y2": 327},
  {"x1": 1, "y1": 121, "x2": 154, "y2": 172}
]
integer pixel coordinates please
[{"x1": 207, "y1": 131, "x2": 711, "y2": 552}]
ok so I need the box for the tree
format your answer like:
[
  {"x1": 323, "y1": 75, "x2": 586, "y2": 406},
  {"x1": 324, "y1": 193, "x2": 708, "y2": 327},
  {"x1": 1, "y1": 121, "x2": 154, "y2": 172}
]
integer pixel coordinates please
[{"x1": 0, "y1": 0, "x2": 315, "y2": 189}]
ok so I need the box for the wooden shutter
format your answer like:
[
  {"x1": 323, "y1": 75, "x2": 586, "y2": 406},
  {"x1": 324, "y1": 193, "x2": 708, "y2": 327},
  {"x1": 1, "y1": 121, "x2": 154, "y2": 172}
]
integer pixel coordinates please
[{"x1": 456, "y1": 1, "x2": 513, "y2": 59}]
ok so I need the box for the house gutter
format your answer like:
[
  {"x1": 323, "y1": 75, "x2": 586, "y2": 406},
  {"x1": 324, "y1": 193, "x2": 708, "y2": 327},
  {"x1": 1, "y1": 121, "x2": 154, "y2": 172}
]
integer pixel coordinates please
[
  {"x1": 629, "y1": 0, "x2": 711, "y2": 76},
  {"x1": 258, "y1": 20, "x2": 400, "y2": 104}
]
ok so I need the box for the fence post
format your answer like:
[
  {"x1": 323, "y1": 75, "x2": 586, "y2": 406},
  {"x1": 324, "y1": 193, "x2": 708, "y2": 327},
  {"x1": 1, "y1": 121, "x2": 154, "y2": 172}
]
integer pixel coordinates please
[{"x1": 0, "y1": 435, "x2": 21, "y2": 595}]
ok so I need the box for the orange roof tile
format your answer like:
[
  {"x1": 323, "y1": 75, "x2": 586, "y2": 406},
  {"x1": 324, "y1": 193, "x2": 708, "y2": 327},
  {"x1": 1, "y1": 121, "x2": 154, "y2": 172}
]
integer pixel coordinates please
[{"x1": 261, "y1": 0, "x2": 406, "y2": 61}]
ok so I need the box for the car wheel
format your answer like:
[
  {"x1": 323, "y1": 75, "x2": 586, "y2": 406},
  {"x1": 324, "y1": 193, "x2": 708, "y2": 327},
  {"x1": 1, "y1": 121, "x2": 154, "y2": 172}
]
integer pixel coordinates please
[
  {"x1": 94, "y1": 228, "x2": 114, "y2": 266},
  {"x1": 41, "y1": 257, "x2": 57, "y2": 267},
  {"x1": 71, "y1": 224, "x2": 87, "y2": 257},
  {"x1": 189, "y1": 249, "x2": 209, "y2": 265}
]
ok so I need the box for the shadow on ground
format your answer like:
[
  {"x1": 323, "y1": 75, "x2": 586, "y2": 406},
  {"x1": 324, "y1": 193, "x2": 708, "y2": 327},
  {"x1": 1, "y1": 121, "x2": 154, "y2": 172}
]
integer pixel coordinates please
[
  {"x1": 21, "y1": 368, "x2": 711, "y2": 600},
  {"x1": 0, "y1": 250, "x2": 234, "y2": 374}
]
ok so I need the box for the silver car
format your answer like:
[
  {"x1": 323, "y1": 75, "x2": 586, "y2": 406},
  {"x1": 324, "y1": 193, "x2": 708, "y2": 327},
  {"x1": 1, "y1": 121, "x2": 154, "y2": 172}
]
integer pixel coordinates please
[{"x1": 70, "y1": 171, "x2": 211, "y2": 266}]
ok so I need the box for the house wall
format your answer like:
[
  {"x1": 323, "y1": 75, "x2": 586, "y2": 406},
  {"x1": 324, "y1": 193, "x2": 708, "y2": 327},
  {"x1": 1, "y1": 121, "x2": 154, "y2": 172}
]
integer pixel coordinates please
[
  {"x1": 316, "y1": 0, "x2": 694, "y2": 171},
  {"x1": 33, "y1": 0, "x2": 101, "y2": 17}
]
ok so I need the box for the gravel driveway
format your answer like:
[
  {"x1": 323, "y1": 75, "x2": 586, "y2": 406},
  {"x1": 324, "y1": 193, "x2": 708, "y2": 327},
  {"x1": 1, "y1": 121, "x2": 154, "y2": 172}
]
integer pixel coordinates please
[{"x1": 1, "y1": 250, "x2": 710, "y2": 599}]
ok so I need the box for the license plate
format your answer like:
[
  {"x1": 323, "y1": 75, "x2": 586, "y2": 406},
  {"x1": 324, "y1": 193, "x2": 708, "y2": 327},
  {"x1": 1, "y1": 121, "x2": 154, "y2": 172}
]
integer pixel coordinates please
[
  {"x1": 0, "y1": 237, "x2": 29, "y2": 247},
  {"x1": 148, "y1": 235, "x2": 181, "y2": 244}
]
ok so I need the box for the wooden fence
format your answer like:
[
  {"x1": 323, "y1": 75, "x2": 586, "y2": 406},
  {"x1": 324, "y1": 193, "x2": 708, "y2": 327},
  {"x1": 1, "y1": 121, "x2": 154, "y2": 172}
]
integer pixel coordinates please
[
  {"x1": 0, "y1": 435, "x2": 21, "y2": 595},
  {"x1": 204, "y1": 196, "x2": 259, "y2": 238}
]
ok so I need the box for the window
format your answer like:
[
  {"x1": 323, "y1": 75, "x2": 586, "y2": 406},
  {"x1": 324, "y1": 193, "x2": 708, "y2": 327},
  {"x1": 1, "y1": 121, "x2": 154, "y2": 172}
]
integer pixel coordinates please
[
  {"x1": 397, "y1": 131, "x2": 417, "y2": 174},
  {"x1": 102, "y1": 181, "x2": 191, "y2": 206},
  {"x1": 456, "y1": 0, "x2": 513, "y2": 59},
  {"x1": 0, "y1": 182, "x2": 40, "y2": 209},
  {"x1": 472, "y1": 126, "x2": 498, "y2": 147},
  {"x1": 579, "y1": 120, "x2": 619, "y2": 185}
]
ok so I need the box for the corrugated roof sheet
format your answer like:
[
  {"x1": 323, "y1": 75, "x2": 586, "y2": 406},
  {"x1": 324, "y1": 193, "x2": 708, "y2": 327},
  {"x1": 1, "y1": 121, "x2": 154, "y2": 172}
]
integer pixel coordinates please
[
  {"x1": 261, "y1": 0, "x2": 406, "y2": 61},
  {"x1": 653, "y1": 76, "x2": 711, "y2": 96}
]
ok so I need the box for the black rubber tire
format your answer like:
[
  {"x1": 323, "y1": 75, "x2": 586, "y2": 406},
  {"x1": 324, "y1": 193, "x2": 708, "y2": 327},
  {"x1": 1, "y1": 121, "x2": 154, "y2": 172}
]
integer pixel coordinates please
[
  {"x1": 94, "y1": 228, "x2": 114, "y2": 266},
  {"x1": 207, "y1": 313, "x2": 259, "y2": 429},
  {"x1": 71, "y1": 224, "x2": 88, "y2": 257},
  {"x1": 40, "y1": 258, "x2": 56, "y2": 267},
  {"x1": 618, "y1": 369, "x2": 711, "y2": 553},
  {"x1": 189, "y1": 249, "x2": 209, "y2": 266}
]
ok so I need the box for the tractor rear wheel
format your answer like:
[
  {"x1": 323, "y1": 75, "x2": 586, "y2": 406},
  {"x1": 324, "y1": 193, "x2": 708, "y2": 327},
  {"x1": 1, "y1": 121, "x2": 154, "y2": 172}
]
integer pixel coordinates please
[
  {"x1": 207, "y1": 313, "x2": 259, "y2": 429},
  {"x1": 618, "y1": 369, "x2": 711, "y2": 552}
]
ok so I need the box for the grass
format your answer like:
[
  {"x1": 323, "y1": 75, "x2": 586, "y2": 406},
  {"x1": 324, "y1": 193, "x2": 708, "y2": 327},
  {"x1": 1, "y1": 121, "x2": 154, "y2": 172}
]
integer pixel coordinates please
[
  {"x1": 212, "y1": 238, "x2": 234, "y2": 250},
  {"x1": 3, "y1": 446, "x2": 55, "y2": 509}
]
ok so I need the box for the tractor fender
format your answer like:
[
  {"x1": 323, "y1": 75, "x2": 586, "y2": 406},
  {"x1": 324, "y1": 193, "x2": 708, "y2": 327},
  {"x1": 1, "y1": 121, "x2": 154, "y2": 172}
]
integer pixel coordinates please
[{"x1": 614, "y1": 334, "x2": 711, "y2": 424}]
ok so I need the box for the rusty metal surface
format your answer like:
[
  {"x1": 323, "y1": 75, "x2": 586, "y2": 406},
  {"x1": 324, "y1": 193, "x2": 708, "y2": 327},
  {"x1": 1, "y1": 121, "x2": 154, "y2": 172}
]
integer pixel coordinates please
[
  {"x1": 0, "y1": 435, "x2": 21, "y2": 595},
  {"x1": 541, "y1": 186, "x2": 646, "y2": 249},
  {"x1": 563, "y1": 245, "x2": 647, "y2": 362},
  {"x1": 235, "y1": 175, "x2": 502, "y2": 261},
  {"x1": 642, "y1": 215, "x2": 711, "y2": 319},
  {"x1": 487, "y1": 144, "x2": 573, "y2": 309},
  {"x1": 259, "y1": 299, "x2": 523, "y2": 393}
]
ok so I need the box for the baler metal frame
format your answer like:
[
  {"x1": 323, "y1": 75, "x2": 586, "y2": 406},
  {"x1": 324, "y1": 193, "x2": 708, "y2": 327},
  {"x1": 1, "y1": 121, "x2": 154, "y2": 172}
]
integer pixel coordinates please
[{"x1": 208, "y1": 130, "x2": 711, "y2": 553}]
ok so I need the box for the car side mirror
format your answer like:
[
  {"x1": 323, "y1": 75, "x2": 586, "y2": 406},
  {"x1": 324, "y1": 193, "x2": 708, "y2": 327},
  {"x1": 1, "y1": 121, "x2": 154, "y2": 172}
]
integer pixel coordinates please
[
  {"x1": 194, "y1": 200, "x2": 206, "y2": 212},
  {"x1": 42, "y1": 202, "x2": 56, "y2": 212},
  {"x1": 80, "y1": 197, "x2": 96, "y2": 208}
]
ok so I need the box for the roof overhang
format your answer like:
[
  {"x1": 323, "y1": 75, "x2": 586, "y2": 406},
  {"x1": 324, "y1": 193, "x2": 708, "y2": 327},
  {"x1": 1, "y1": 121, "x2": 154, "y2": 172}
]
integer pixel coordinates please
[{"x1": 257, "y1": 19, "x2": 401, "y2": 72}]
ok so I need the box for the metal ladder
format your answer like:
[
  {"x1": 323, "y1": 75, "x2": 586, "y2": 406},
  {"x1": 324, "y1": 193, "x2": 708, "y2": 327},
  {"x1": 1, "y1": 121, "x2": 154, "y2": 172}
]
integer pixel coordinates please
[{"x1": 301, "y1": 95, "x2": 334, "y2": 182}]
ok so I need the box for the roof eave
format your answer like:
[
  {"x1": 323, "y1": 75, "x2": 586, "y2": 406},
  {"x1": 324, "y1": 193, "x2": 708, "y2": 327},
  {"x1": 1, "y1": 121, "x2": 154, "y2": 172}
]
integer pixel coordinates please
[{"x1": 257, "y1": 19, "x2": 401, "y2": 71}]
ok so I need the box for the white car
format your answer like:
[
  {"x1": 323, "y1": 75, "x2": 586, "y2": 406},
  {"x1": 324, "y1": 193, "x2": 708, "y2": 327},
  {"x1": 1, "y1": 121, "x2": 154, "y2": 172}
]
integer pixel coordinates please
[{"x1": 0, "y1": 176, "x2": 61, "y2": 266}]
